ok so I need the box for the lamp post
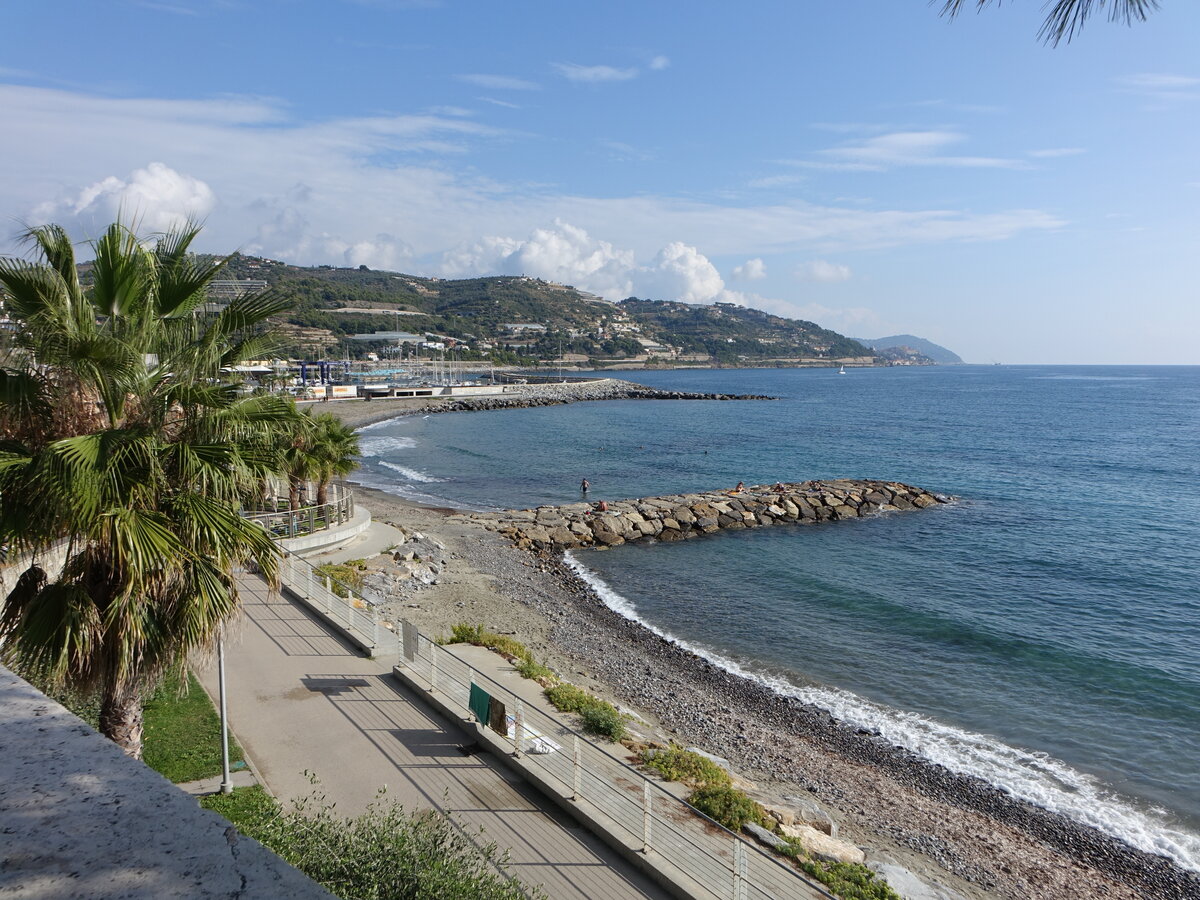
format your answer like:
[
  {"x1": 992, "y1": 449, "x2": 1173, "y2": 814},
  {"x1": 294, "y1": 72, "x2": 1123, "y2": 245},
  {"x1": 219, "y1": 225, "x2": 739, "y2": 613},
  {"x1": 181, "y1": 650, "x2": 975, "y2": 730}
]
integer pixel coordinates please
[{"x1": 218, "y1": 624, "x2": 233, "y2": 794}]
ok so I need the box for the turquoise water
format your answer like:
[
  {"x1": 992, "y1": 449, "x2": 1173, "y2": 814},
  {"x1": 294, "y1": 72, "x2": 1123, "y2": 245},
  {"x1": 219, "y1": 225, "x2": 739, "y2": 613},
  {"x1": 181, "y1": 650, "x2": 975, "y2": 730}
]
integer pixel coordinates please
[{"x1": 354, "y1": 365, "x2": 1200, "y2": 869}]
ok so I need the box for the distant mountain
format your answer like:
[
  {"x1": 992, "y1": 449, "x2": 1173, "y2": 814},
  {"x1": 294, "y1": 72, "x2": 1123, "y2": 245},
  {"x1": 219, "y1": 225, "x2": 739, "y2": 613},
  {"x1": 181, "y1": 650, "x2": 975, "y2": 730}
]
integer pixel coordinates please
[{"x1": 852, "y1": 334, "x2": 963, "y2": 365}]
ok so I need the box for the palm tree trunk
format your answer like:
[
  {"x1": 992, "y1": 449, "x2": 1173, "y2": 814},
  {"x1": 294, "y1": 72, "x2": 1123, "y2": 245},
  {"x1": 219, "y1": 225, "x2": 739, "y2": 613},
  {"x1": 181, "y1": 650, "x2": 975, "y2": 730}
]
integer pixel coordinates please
[
  {"x1": 316, "y1": 479, "x2": 330, "y2": 506},
  {"x1": 288, "y1": 476, "x2": 301, "y2": 511},
  {"x1": 100, "y1": 681, "x2": 144, "y2": 759}
]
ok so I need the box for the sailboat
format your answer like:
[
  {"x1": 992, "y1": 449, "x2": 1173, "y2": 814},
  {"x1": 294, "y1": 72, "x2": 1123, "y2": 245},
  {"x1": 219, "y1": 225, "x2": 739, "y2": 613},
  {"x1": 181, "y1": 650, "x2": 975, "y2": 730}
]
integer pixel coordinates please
[{"x1": 838, "y1": 365, "x2": 846, "y2": 375}]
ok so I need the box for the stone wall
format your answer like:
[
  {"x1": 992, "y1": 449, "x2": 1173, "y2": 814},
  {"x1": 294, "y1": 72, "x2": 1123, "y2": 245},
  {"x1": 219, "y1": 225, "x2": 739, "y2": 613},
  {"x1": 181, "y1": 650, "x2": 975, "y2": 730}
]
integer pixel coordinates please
[{"x1": 474, "y1": 479, "x2": 952, "y2": 551}]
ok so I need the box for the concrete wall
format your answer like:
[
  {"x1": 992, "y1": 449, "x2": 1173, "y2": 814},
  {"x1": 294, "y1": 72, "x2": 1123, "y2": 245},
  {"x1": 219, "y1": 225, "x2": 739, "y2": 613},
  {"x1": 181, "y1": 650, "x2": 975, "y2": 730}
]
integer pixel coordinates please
[{"x1": 0, "y1": 666, "x2": 333, "y2": 900}]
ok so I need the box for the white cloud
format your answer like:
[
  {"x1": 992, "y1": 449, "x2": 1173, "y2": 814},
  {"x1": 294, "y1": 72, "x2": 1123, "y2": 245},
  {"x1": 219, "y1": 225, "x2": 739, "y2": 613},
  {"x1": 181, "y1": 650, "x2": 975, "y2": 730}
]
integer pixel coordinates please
[
  {"x1": 732, "y1": 258, "x2": 766, "y2": 280},
  {"x1": 649, "y1": 56, "x2": 670, "y2": 71},
  {"x1": 456, "y1": 73, "x2": 540, "y2": 91},
  {"x1": 0, "y1": 85, "x2": 1062, "y2": 271},
  {"x1": 807, "y1": 131, "x2": 1026, "y2": 171},
  {"x1": 795, "y1": 260, "x2": 852, "y2": 282},
  {"x1": 441, "y1": 221, "x2": 726, "y2": 303},
  {"x1": 639, "y1": 242, "x2": 724, "y2": 303},
  {"x1": 555, "y1": 63, "x2": 639, "y2": 83},
  {"x1": 31, "y1": 161, "x2": 215, "y2": 234}
]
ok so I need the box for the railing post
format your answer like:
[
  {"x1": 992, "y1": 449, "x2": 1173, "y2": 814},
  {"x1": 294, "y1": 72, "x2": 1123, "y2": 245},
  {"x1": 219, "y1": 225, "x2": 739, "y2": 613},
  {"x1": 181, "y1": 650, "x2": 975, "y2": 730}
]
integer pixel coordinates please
[
  {"x1": 514, "y1": 700, "x2": 524, "y2": 758},
  {"x1": 306, "y1": 563, "x2": 313, "y2": 599},
  {"x1": 642, "y1": 781, "x2": 652, "y2": 854},
  {"x1": 572, "y1": 737, "x2": 581, "y2": 801},
  {"x1": 733, "y1": 840, "x2": 745, "y2": 900},
  {"x1": 345, "y1": 592, "x2": 353, "y2": 630},
  {"x1": 429, "y1": 642, "x2": 438, "y2": 692},
  {"x1": 308, "y1": 506, "x2": 315, "y2": 534}
]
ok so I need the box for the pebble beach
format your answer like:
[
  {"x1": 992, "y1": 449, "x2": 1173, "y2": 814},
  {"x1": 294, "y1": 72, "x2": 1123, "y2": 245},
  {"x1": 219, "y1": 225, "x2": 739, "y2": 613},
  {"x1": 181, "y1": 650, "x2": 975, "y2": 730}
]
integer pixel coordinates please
[{"x1": 323, "y1": 386, "x2": 1200, "y2": 900}]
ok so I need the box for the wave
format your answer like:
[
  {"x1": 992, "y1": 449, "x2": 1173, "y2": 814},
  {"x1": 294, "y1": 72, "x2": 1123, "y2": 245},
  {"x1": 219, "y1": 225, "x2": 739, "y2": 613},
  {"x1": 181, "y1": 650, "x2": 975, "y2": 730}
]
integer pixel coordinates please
[
  {"x1": 563, "y1": 552, "x2": 1200, "y2": 874},
  {"x1": 359, "y1": 435, "x2": 417, "y2": 456},
  {"x1": 378, "y1": 460, "x2": 445, "y2": 483}
]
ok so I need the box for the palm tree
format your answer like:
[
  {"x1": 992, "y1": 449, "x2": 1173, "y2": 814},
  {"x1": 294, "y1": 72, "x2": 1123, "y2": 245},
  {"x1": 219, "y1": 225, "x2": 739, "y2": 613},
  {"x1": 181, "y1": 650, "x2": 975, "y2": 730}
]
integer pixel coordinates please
[
  {"x1": 939, "y1": 0, "x2": 1160, "y2": 45},
  {"x1": 309, "y1": 412, "x2": 361, "y2": 507},
  {"x1": 0, "y1": 221, "x2": 300, "y2": 758}
]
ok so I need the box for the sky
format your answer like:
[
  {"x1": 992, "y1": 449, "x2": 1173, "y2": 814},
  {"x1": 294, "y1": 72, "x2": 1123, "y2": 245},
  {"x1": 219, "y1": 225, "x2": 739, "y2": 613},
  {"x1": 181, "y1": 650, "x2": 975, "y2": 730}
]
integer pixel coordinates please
[{"x1": 2, "y1": 1, "x2": 1199, "y2": 364}]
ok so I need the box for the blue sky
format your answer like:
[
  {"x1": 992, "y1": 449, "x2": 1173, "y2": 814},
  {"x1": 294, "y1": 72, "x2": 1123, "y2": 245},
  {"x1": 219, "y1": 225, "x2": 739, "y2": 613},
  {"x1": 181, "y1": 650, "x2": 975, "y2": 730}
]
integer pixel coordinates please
[{"x1": 2, "y1": 1, "x2": 1198, "y2": 363}]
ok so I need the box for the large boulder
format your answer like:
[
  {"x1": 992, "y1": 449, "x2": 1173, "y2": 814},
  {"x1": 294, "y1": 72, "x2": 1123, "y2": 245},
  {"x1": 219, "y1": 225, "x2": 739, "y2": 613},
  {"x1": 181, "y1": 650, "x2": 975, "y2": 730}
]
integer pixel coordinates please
[
  {"x1": 742, "y1": 822, "x2": 790, "y2": 853},
  {"x1": 778, "y1": 824, "x2": 864, "y2": 865}
]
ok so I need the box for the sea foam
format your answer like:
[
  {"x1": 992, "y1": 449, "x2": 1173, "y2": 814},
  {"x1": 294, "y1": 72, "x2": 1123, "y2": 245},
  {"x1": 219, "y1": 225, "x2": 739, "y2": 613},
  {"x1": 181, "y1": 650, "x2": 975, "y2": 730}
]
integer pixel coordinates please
[
  {"x1": 359, "y1": 435, "x2": 417, "y2": 456},
  {"x1": 379, "y1": 460, "x2": 445, "y2": 483},
  {"x1": 563, "y1": 552, "x2": 1200, "y2": 874}
]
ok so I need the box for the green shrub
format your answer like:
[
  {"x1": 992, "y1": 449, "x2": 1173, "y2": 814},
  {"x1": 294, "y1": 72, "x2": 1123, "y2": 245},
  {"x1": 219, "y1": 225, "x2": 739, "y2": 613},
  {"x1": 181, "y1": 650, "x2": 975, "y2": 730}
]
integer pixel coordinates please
[
  {"x1": 315, "y1": 560, "x2": 367, "y2": 598},
  {"x1": 544, "y1": 683, "x2": 627, "y2": 742},
  {"x1": 202, "y1": 784, "x2": 538, "y2": 900},
  {"x1": 579, "y1": 703, "x2": 627, "y2": 742},
  {"x1": 544, "y1": 682, "x2": 593, "y2": 714},
  {"x1": 641, "y1": 744, "x2": 731, "y2": 788},
  {"x1": 687, "y1": 783, "x2": 768, "y2": 831},
  {"x1": 792, "y1": 856, "x2": 902, "y2": 900},
  {"x1": 513, "y1": 657, "x2": 557, "y2": 684}
]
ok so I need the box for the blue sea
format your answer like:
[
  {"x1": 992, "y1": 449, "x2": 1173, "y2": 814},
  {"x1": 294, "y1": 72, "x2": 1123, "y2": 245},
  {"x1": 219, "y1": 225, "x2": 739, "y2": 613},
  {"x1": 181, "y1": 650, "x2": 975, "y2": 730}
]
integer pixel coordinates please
[{"x1": 352, "y1": 365, "x2": 1200, "y2": 872}]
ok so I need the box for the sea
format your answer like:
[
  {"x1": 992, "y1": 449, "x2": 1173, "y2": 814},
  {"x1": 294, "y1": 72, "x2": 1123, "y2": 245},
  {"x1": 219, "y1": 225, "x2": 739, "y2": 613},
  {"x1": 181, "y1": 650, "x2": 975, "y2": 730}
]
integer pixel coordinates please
[{"x1": 351, "y1": 365, "x2": 1200, "y2": 872}]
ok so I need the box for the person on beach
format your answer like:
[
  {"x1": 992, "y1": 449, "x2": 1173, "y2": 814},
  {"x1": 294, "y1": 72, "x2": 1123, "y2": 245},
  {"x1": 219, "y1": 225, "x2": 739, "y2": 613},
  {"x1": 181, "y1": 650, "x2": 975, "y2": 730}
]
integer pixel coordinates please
[
  {"x1": 580, "y1": 478, "x2": 590, "y2": 494},
  {"x1": 728, "y1": 481, "x2": 745, "y2": 495},
  {"x1": 596, "y1": 500, "x2": 608, "y2": 512},
  {"x1": 772, "y1": 482, "x2": 786, "y2": 493}
]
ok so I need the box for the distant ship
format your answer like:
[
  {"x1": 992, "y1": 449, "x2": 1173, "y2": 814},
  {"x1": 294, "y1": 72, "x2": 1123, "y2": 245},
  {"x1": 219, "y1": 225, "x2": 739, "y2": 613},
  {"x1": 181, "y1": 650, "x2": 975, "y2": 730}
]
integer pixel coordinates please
[{"x1": 838, "y1": 365, "x2": 846, "y2": 375}]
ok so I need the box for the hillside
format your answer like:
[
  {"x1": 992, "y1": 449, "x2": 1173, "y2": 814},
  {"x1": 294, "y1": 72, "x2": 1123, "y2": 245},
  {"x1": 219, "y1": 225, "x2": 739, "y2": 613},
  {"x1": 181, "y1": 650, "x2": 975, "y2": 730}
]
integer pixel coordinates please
[
  {"x1": 853, "y1": 334, "x2": 963, "y2": 365},
  {"x1": 214, "y1": 255, "x2": 889, "y2": 366}
]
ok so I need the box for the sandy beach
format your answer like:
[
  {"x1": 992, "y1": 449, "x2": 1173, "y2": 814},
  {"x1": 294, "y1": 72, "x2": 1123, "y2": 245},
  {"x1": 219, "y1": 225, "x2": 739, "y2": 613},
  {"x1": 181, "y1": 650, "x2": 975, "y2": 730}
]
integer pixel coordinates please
[{"x1": 323, "y1": 393, "x2": 1199, "y2": 900}]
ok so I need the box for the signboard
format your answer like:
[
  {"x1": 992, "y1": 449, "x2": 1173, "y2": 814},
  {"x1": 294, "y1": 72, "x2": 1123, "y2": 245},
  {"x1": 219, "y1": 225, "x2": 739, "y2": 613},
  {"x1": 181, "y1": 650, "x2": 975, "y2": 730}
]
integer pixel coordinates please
[{"x1": 326, "y1": 385, "x2": 358, "y2": 399}]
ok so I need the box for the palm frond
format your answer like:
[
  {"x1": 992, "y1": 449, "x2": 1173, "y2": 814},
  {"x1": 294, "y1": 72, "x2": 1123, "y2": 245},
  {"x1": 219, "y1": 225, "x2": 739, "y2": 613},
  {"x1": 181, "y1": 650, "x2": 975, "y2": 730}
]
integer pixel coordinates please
[{"x1": 938, "y1": 0, "x2": 1159, "y2": 44}]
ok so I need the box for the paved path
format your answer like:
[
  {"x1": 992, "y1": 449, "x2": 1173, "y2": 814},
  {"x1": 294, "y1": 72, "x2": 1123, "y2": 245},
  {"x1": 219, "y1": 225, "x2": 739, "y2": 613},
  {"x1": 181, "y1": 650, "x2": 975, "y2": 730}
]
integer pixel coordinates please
[{"x1": 196, "y1": 575, "x2": 667, "y2": 900}]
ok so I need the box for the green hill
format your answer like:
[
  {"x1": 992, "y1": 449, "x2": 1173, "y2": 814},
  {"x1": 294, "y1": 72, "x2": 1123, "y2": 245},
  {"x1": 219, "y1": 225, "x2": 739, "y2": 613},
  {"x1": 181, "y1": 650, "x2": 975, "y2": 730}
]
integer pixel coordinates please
[{"x1": 213, "y1": 255, "x2": 881, "y2": 365}]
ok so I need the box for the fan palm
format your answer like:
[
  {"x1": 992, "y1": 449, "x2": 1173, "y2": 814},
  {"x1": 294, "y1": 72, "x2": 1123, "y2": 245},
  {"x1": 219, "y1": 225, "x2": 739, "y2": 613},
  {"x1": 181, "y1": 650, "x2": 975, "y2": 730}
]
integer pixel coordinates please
[
  {"x1": 939, "y1": 0, "x2": 1160, "y2": 45},
  {"x1": 0, "y1": 220, "x2": 300, "y2": 757},
  {"x1": 309, "y1": 412, "x2": 361, "y2": 506}
]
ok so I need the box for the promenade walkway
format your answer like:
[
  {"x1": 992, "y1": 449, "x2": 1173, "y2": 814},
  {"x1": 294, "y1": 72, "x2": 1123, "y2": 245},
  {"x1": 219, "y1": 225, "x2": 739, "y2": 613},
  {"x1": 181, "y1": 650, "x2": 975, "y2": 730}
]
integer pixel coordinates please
[{"x1": 196, "y1": 574, "x2": 667, "y2": 900}]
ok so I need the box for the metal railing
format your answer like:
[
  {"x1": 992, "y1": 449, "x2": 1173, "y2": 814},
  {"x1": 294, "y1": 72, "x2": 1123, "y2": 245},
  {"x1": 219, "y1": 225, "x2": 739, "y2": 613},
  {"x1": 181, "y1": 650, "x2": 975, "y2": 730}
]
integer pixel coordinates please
[
  {"x1": 397, "y1": 623, "x2": 834, "y2": 900},
  {"x1": 276, "y1": 548, "x2": 397, "y2": 657},
  {"x1": 242, "y1": 485, "x2": 356, "y2": 540}
]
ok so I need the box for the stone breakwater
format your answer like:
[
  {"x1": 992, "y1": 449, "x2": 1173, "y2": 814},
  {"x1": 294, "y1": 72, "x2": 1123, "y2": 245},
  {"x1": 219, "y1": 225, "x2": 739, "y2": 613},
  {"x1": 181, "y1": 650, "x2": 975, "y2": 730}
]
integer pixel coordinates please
[
  {"x1": 398, "y1": 377, "x2": 774, "y2": 417},
  {"x1": 472, "y1": 479, "x2": 951, "y2": 551}
]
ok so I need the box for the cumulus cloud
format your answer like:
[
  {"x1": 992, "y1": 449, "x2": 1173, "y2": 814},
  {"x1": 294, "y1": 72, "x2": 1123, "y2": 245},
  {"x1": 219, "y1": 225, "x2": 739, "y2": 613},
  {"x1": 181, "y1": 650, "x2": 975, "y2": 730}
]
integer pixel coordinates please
[
  {"x1": 31, "y1": 161, "x2": 215, "y2": 233},
  {"x1": 555, "y1": 63, "x2": 639, "y2": 83},
  {"x1": 649, "y1": 56, "x2": 670, "y2": 71},
  {"x1": 441, "y1": 221, "x2": 727, "y2": 303},
  {"x1": 731, "y1": 258, "x2": 766, "y2": 281},
  {"x1": 795, "y1": 260, "x2": 852, "y2": 282}
]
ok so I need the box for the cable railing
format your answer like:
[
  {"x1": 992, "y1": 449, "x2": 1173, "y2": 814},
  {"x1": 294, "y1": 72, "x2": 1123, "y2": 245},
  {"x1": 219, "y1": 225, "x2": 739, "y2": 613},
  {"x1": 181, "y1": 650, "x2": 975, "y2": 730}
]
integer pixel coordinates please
[
  {"x1": 397, "y1": 623, "x2": 835, "y2": 900},
  {"x1": 275, "y1": 548, "x2": 397, "y2": 657},
  {"x1": 242, "y1": 485, "x2": 356, "y2": 540}
]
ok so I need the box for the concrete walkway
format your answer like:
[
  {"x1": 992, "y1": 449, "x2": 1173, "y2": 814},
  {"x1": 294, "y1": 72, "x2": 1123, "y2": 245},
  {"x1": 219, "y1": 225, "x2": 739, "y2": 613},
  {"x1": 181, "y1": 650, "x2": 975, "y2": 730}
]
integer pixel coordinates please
[{"x1": 196, "y1": 575, "x2": 668, "y2": 900}]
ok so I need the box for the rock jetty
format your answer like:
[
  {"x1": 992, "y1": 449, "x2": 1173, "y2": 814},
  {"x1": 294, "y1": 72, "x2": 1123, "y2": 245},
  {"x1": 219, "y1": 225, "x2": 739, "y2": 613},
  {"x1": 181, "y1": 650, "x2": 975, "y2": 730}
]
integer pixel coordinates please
[
  {"x1": 475, "y1": 479, "x2": 952, "y2": 551},
  {"x1": 395, "y1": 378, "x2": 775, "y2": 417}
]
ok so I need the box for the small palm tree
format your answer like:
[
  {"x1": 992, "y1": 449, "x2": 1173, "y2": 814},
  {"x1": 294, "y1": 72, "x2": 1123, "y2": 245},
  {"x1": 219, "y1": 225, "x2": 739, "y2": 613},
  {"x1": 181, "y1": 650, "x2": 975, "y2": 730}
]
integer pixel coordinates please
[
  {"x1": 939, "y1": 0, "x2": 1159, "y2": 45},
  {"x1": 0, "y1": 220, "x2": 300, "y2": 757},
  {"x1": 310, "y1": 412, "x2": 361, "y2": 507}
]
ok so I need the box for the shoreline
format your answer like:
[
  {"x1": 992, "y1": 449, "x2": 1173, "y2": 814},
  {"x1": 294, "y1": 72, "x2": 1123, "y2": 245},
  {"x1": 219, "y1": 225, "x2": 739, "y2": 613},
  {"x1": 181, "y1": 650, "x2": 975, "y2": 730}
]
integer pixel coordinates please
[{"x1": 326, "y1": 392, "x2": 1199, "y2": 900}]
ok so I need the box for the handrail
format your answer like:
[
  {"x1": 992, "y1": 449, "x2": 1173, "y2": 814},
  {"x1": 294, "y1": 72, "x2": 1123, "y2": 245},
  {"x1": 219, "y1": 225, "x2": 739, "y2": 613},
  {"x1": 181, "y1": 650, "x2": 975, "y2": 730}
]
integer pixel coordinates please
[
  {"x1": 398, "y1": 622, "x2": 835, "y2": 900},
  {"x1": 241, "y1": 485, "x2": 356, "y2": 540}
]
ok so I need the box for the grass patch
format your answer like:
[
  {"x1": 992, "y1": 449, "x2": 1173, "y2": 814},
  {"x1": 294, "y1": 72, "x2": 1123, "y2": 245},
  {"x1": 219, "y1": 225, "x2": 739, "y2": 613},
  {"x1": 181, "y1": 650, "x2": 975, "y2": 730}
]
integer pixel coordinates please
[
  {"x1": 203, "y1": 784, "x2": 536, "y2": 900},
  {"x1": 686, "y1": 783, "x2": 769, "y2": 831},
  {"x1": 314, "y1": 559, "x2": 368, "y2": 598},
  {"x1": 544, "y1": 683, "x2": 627, "y2": 742},
  {"x1": 200, "y1": 784, "x2": 278, "y2": 826},
  {"x1": 143, "y1": 670, "x2": 244, "y2": 783},
  {"x1": 641, "y1": 743, "x2": 731, "y2": 788},
  {"x1": 444, "y1": 622, "x2": 560, "y2": 685}
]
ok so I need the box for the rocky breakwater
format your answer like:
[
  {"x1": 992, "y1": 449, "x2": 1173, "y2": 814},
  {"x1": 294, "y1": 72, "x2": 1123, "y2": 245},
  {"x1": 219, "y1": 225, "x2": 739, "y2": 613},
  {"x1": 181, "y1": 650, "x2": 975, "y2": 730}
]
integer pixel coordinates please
[
  {"x1": 402, "y1": 377, "x2": 774, "y2": 417},
  {"x1": 475, "y1": 479, "x2": 952, "y2": 552}
]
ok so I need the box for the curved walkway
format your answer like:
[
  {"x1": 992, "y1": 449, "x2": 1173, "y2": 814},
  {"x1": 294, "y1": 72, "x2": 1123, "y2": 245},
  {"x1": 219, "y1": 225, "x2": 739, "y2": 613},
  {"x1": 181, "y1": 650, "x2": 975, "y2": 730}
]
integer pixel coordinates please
[{"x1": 196, "y1": 574, "x2": 667, "y2": 900}]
